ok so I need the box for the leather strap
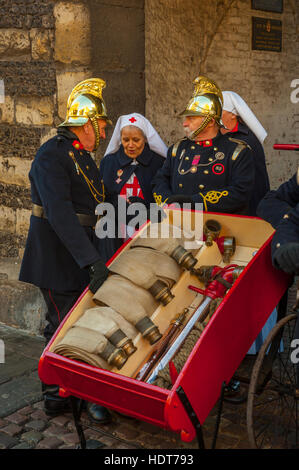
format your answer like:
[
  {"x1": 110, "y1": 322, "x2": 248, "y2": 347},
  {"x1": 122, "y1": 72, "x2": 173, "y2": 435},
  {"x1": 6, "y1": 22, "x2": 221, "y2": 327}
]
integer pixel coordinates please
[{"x1": 32, "y1": 204, "x2": 97, "y2": 227}]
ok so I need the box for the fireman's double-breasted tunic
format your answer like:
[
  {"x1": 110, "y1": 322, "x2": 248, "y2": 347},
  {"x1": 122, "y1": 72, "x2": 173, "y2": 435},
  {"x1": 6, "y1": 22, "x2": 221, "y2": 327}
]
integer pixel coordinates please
[
  {"x1": 152, "y1": 133, "x2": 255, "y2": 215},
  {"x1": 257, "y1": 171, "x2": 299, "y2": 265},
  {"x1": 19, "y1": 129, "x2": 103, "y2": 293}
]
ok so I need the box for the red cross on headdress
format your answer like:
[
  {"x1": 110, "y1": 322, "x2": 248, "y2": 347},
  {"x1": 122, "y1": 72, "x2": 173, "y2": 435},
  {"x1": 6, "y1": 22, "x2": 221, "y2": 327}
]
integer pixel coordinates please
[{"x1": 129, "y1": 117, "x2": 137, "y2": 123}]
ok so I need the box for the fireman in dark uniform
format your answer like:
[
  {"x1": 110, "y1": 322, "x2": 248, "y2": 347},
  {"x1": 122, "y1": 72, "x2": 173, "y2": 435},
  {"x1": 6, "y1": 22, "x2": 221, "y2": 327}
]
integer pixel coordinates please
[
  {"x1": 19, "y1": 78, "x2": 112, "y2": 423},
  {"x1": 221, "y1": 91, "x2": 270, "y2": 216},
  {"x1": 152, "y1": 76, "x2": 255, "y2": 396},
  {"x1": 221, "y1": 91, "x2": 274, "y2": 354},
  {"x1": 152, "y1": 76, "x2": 255, "y2": 214},
  {"x1": 257, "y1": 172, "x2": 299, "y2": 387}
]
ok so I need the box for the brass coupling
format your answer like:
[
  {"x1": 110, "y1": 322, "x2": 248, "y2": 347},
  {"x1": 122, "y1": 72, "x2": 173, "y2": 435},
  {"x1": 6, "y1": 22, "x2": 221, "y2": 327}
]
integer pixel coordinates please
[
  {"x1": 135, "y1": 317, "x2": 162, "y2": 345},
  {"x1": 222, "y1": 237, "x2": 236, "y2": 263},
  {"x1": 149, "y1": 280, "x2": 174, "y2": 306},
  {"x1": 203, "y1": 219, "x2": 221, "y2": 246},
  {"x1": 121, "y1": 340, "x2": 138, "y2": 357},
  {"x1": 109, "y1": 328, "x2": 137, "y2": 357},
  {"x1": 171, "y1": 245, "x2": 198, "y2": 271},
  {"x1": 101, "y1": 341, "x2": 128, "y2": 370}
]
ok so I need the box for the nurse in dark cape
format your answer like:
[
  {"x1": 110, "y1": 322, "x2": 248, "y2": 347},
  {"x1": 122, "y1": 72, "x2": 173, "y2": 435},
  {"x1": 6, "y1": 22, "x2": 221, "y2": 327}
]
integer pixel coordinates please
[{"x1": 97, "y1": 113, "x2": 167, "y2": 262}]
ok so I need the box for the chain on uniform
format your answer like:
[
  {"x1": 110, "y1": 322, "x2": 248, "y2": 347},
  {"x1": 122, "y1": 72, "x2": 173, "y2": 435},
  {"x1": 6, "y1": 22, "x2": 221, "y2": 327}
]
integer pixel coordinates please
[{"x1": 68, "y1": 150, "x2": 105, "y2": 204}]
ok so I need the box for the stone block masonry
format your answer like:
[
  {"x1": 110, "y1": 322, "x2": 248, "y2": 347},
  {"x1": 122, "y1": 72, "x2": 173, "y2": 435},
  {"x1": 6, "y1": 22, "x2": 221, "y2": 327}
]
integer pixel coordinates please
[
  {"x1": 0, "y1": 0, "x2": 146, "y2": 262},
  {"x1": 0, "y1": 1, "x2": 93, "y2": 259},
  {"x1": 0, "y1": 1, "x2": 57, "y2": 259},
  {"x1": 0, "y1": 0, "x2": 298, "y2": 265}
]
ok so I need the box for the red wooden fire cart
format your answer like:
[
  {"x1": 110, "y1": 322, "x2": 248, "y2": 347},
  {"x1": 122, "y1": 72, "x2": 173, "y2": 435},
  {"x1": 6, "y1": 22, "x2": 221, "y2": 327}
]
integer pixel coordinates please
[{"x1": 38, "y1": 204, "x2": 298, "y2": 449}]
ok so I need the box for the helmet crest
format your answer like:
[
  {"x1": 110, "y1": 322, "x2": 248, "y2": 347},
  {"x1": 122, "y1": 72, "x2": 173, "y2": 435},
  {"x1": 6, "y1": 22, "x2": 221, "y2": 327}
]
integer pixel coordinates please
[
  {"x1": 59, "y1": 78, "x2": 112, "y2": 150},
  {"x1": 180, "y1": 75, "x2": 224, "y2": 138}
]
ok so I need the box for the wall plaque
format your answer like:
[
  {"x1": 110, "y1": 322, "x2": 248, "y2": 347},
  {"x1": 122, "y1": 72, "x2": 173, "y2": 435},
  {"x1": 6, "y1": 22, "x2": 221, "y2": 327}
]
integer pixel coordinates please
[
  {"x1": 252, "y1": 0, "x2": 283, "y2": 13},
  {"x1": 252, "y1": 17, "x2": 282, "y2": 52}
]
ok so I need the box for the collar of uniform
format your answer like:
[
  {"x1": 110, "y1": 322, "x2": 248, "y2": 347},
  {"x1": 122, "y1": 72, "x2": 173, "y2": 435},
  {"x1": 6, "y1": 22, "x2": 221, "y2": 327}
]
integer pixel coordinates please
[
  {"x1": 72, "y1": 139, "x2": 84, "y2": 150},
  {"x1": 227, "y1": 121, "x2": 249, "y2": 137},
  {"x1": 57, "y1": 127, "x2": 79, "y2": 142},
  {"x1": 230, "y1": 122, "x2": 239, "y2": 133},
  {"x1": 192, "y1": 132, "x2": 223, "y2": 147},
  {"x1": 195, "y1": 140, "x2": 213, "y2": 147},
  {"x1": 118, "y1": 143, "x2": 152, "y2": 168}
]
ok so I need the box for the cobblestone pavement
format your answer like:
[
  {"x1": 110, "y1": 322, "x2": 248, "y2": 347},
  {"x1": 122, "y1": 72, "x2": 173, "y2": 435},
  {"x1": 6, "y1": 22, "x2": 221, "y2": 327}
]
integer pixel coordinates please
[
  {"x1": 0, "y1": 285, "x2": 298, "y2": 450},
  {"x1": 0, "y1": 391, "x2": 253, "y2": 450},
  {"x1": 0, "y1": 324, "x2": 269, "y2": 451},
  {"x1": 0, "y1": 322, "x2": 255, "y2": 450}
]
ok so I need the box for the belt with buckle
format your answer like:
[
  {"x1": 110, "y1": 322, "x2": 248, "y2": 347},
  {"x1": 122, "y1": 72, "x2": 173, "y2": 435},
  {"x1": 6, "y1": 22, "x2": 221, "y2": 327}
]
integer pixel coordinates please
[{"x1": 32, "y1": 204, "x2": 98, "y2": 227}]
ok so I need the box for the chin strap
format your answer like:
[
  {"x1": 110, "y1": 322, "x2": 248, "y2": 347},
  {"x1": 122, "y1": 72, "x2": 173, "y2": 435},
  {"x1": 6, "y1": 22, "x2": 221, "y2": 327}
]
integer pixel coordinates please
[
  {"x1": 90, "y1": 117, "x2": 100, "y2": 151},
  {"x1": 188, "y1": 115, "x2": 212, "y2": 140}
]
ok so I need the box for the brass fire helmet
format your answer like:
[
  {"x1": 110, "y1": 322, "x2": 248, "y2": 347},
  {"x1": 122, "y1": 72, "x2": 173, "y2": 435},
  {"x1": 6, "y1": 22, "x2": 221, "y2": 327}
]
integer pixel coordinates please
[
  {"x1": 180, "y1": 75, "x2": 224, "y2": 139},
  {"x1": 59, "y1": 78, "x2": 112, "y2": 151}
]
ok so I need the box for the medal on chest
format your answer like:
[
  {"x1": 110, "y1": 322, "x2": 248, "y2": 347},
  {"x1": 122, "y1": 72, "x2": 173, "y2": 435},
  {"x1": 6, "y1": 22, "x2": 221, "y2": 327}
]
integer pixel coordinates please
[
  {"x1": 178, "y1": 146, "x2": 226, "y2": 176},
  {"x1": 116, "y1": 169, "x2": 123, "y2": 184},
  {"x1": 212, "y1": 163, "x2": 225, "y2": 175},
  {"x1": 190, "y1": 155, "x2": 200, "y2": 173}
]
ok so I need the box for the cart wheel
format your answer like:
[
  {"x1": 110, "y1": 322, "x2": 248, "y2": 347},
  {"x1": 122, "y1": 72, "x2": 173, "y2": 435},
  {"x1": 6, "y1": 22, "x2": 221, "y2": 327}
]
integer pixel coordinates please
[{"x1": 247, "y1": 313, "x2": 298, "y2": 449}]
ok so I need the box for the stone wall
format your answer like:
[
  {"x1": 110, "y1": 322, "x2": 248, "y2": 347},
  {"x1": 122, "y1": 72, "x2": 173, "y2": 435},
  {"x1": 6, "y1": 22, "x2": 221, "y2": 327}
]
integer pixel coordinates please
[
  {"x1": 0, "y1": 0, "x2": 93, "y2": 259},
  {"x1": 0, "y1": 0, "x2": 298, "y2": 261},
  {"x1": 145, "y1": 0, "x2": 299, "y2": 187},
  {"x1": 87, "y1": 0, "x2": 145, "y2": 143},
  {"x1": 0, "y1": 0, "x2": 56, "y2": 258}
]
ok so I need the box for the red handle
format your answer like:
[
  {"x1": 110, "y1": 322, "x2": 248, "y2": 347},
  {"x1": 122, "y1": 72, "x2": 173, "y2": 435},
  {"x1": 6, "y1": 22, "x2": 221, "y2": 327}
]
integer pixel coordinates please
[
  {"x1": 188, "y1": 264, "x2": 238, "y2": 299},
  {"x1": 273, "y1": 144, "x2": 299, "y2": 151}
]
